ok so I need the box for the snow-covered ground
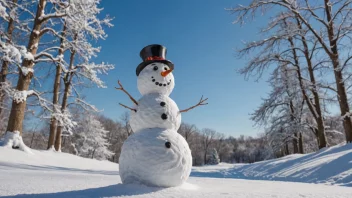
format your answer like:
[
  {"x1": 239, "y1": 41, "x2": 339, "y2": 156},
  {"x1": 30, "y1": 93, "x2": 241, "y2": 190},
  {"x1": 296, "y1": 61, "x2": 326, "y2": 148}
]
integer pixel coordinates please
[
  {"x1": 192, "y1": 143, "x2": 352, "y2": 187},
  {"x1": 0, "y1": 143, "x2": 352, "y2": 198}
]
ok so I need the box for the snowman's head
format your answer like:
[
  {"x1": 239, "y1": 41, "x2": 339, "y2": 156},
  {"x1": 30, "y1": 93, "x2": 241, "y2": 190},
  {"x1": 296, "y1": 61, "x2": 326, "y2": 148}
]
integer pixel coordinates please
[{"x1": 137, "y1": 62, "x2": 175, "y2": 96}]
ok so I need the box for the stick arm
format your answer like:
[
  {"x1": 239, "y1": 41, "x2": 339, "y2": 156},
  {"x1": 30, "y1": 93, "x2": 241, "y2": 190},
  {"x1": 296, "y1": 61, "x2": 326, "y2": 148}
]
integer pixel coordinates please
[
  {"x1": 179, "y1": 95, "x2": 208, "y2": 113},
  {"x1": 115, "y1": 80, "x2": 138, "y2": 106},
  {"x1": 119, "y1": 103, "x2": 137, "y2": 112}
]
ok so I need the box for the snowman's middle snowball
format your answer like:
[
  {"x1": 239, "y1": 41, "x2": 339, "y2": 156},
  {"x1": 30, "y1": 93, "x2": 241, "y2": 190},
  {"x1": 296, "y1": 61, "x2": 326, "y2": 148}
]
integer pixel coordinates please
[{"x1": 130, "y1": 93, "x2": 181, "y2": 133}]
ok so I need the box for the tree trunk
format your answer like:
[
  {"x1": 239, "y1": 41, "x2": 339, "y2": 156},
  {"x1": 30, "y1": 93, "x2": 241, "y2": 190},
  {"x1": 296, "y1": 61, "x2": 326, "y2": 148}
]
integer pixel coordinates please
[
  {"x1": 204, "y1": 151, "x2": 207, "y2": 165},
  {"x1": 279, "y1": 148, "x2": 284, "y2": 157},
  {"x1": 47, "y1": 24, "x2": 67, "y2": 149},
  {"x1": 29, "y1": 133, "x2": 35, "y2": 148},
  {"x1": 54, "y1": 82, "x2": 70, "y2": 151},
  {"x1": 298, "y1": 132, "x2": 304, "y2": 154},
  {"x1": 314, "y1": 128, "x2": 320, "y2": 148},
  {"x1": 295, "y1": 17, "x2": 328, "y2": 148},
  {"x1": 62, "y1": 136, "x2": 66, "y2": 146},
  {"x1": 54, "y1": 50, "x2": 75, "y2": 151},
  {"x1": 0, "y1": 0, "x2": 18, "y2": 117},
  {"x1": 6, "y1": 0, "x2": 46, "y2": 136},
  {"x1": 91, "y1": 149, "x2": 96, "y2": 159},
  {"x1": 286, "y1": 33, "x2": 327, "y2": 149},
  {"x1": 285, "y1": 142, "x2": 289, "y2": 155},
  {"x1": 293, "y1": 133, "x2": 299, "y2": 154},
  {"x1": 324, "y1": 0, "x2": 352, "y2": 143},
  {"x1": 54, "y1": 125, "x2": 62, "y2": 151}
]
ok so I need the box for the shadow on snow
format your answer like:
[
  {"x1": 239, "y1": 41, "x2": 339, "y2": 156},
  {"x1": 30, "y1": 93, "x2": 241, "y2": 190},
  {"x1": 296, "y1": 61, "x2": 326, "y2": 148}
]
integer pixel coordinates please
[
  {"x1": 0, "y1": 184, "x2": 163, "y2": 198},
  {"x1": 0, "y1": 162, "x2": 119, "y2": 176}
]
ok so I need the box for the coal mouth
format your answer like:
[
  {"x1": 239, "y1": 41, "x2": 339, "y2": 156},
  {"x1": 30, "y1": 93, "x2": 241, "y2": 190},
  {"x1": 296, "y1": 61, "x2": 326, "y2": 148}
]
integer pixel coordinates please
[{"x1": 151, "y1": 76, "x2": 171, "y2": 87}]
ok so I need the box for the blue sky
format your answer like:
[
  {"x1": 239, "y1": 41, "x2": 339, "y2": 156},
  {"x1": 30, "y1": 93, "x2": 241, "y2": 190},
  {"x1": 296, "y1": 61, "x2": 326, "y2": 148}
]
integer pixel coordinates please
[{"x1": 84, "y1": 0, "x2": 272, "y2": 137}]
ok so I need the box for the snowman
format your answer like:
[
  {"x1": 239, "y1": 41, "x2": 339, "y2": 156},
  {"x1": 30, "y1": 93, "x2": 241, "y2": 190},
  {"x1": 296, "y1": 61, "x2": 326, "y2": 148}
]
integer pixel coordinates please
[{"x1": 116, "y1": 44, "x2": 207, "y2": 187}]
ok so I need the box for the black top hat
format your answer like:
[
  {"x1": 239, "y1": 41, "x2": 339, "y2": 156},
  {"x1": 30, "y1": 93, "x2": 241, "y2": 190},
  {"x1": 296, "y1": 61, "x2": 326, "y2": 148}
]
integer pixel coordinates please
[{"x1": 136, "y1": 44, "x2": 174, "y2": 76}]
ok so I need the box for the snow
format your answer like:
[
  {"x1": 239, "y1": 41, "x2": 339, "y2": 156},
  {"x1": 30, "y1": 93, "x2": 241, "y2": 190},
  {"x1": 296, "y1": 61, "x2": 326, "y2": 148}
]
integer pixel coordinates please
[
  {"x1": 130, "y1": 93, "x2": 181, "y2": 133},
  {"x1": 0, "y1": 131, "x2": 32, "y2": 153},
  {"x1": 0, "y1": 2, "x2": 8, "y2": 19},
  {"x1": 137, "y1": 62, "x2": 175, "y2": 96},
  {"x1": 0, "y1": 41, "x2": 22, "y2": 63},
  {"x1": 119, "y1": 128, "x2": 192, "y2": 187},
  {"x1": 1, "y1": 144, "x2": 352, "y2": 197},
  {"x1": 23, "y1": 51, "x2": 34, "y2": 61},
  {"x1": 20, "y1": 67, "x2": 34, "y2": 76},
  {"x1": 38, "y1": 9, "x2": 45, "y2": 20},
  {"x1": 13, "y1": 90, "x2": 34, "y2": 103},
  {"x1": 30, "y1": 42, "x2": 38, "y2": 50},
  {"x1": 79, "y1": 62, "x2": 114, "y2": 88},
  {"x1": 49, "y1": 108, "x2": 77, "y2": 136},
  {"x1": 192, "y1": 143, "x2": 352, "y2": 187},
  {"x1": 74, "y1": 114, "x2": 113, "y2": 160}
]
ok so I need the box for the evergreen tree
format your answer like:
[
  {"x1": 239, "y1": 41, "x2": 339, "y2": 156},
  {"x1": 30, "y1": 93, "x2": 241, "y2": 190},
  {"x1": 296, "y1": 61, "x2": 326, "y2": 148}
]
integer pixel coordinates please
[
  {"x1": 208, "y1": 148, "x2": 220, "y2": 165},
  {"x1": 74, "y1": 114, "x2": 113, "y2": 160}
]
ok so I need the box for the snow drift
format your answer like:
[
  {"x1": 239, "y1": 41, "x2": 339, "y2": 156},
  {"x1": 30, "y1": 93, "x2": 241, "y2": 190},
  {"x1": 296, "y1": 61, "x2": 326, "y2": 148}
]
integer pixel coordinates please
[{"x1": 192, "y1": 143, "x2": 352, "y2": 187}]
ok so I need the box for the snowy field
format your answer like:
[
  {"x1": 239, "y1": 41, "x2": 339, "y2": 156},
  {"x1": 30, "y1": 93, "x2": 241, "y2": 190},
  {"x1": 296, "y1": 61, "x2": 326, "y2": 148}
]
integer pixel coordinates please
[
  {"x1": 192, "y1": 143, "x2": 352, "y2": 187},
  {"x1": 0, "y1": 144, "x2": 352, "y2": 198}
]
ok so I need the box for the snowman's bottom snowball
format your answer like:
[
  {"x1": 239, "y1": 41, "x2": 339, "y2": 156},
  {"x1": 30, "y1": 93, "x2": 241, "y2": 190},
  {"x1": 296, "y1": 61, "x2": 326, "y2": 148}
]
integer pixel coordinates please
[{"x1": 119, "y1": 128, "x2": 192, "y2": 187}]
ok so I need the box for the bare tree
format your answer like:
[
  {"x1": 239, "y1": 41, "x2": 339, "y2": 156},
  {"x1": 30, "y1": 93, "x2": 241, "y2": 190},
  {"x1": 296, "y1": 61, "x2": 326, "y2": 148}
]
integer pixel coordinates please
[
  {"x1": 213, "y1": 133, "x2": 232, "y2": 162},
  {"x1": 201, "y1": 128, "x2": 217, "y2": 165},
  {"x1": 47, "y1": 23, "x2": 67, "y2": 149},
  {"x1": 178, "y1": 122, "x2": 196, "y2": 143},
  {"x1": 120, "y1": 112, "x2": 132, "y2": 137},
  {"x1": 51, "y1": 0, "x2": 113, "y2": 151},
  {"x1": 229, "y1": 0, "x2": 352, "y2": 143},
  {"x1": 4, "y1": 0, "x2": 67, "y2": 150},
  {"x1": 234, "y1": 10, "x2": 329, "y2": 148},
  {"x1": 0, "y1": 0, "x2": 18, "y2": 117}
]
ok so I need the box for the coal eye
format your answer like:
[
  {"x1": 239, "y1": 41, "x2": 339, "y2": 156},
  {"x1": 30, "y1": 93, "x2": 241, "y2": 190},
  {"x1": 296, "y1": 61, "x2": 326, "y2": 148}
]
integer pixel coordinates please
[
  {"x1": 165, "y1": 142, "x2": 171, "y2": 148},
  {"x1": 153, "y1": 66, "x2": 158, "y2": 71},
  {"x1": 164, "y1": 67, "x2": 168, "y2": 71}
]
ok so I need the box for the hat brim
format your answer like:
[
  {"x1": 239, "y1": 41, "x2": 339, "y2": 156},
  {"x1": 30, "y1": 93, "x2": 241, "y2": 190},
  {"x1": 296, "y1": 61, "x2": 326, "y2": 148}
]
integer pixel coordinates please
[{"x1": 136, "y1": 60, "x2": 174, "y2": 76}]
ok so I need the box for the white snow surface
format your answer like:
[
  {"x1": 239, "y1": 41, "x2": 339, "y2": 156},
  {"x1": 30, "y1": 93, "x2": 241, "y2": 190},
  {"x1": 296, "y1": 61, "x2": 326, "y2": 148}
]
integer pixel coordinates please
[
  {"x1": 0, "y1": 2, "x2": 8, "y2": 18},
  {"x1": 0, "y1": 143, "x2": 352, "y2": 197},
  {"x1": 0, "y1": 41, "x2": 22, "y2": 63},
  {"x1": 0, "y1": 131, "x2": 32, "y2": 153},
  {"x1": 129, "y1": 93, "x2": 181, "y2": 133},
  {"x1": 23, "y1": 51, "x2": 34, "y2": 61},
  {"x1": 192, "y1": 143, "x2": 352, "y2": 187},
  {"x1": 13, "y1": 90, "x2": 34, "y2": 104},
  {"x1": 137, "y1": 63, "x2": 175, "y2": 96},
  {"x1": 119, "y1": 128, "x2": 192, "y2": 187},
  {"x1": 20, "y1": 67, "x2": 34, "y2": 76}
]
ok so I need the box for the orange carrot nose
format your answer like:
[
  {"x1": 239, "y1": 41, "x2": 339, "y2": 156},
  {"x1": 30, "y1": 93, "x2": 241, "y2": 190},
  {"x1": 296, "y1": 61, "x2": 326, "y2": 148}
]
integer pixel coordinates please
[{"x1": 161, "y1": 69, "x2": 173, "y2": 77}]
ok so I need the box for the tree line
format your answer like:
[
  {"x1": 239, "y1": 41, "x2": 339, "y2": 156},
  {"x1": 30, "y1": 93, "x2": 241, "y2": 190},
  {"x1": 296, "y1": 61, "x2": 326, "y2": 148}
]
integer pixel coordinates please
[{"x1": 5, "y1": 110, "x2": 345, "y2": 165}]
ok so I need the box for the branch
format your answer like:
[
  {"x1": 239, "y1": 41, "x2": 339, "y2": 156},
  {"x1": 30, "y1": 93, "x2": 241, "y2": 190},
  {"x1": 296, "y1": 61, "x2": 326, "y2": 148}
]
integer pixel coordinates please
[
  {"x1": 303, "y1": 0, "x2": 329, "y2": 29},
  {"x1": 119, "y1": 103, "x2": 137, "y2": 112},
  {"x1": 180, "y1": 95, "x2": 208, "y2": 113},
  {"x1": 39, "y1": 12, "x2": 67, "y2": 22},
  {"x1": 34, "y1": 52, "x2": 60, "y2": 63},
  {"x1": 39, "y1": 27, "x2": 59, "y2": 38},
  {"x1": 331, "y1": 0, "x2": 352, "y2": 22},
  {"x1": 317, "y1": 83, "x2": 337, "y2": 93},
  {"x1": 115, "y1": 80, "x2": 138, "y2": 105},
  {"x1": 26, "y1": 90, "x2": 53, "y2": 113},
  {"x1": 75, "y1": 98, "x2": 99, "y2": 112}
]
